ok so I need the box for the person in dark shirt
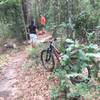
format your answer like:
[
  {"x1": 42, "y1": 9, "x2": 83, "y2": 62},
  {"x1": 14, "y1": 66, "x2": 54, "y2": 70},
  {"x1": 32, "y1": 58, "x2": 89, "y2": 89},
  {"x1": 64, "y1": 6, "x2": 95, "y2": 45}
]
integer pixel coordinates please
[
  {"x1": 28, "y1": 20, "x2": 38, "y2": 47},
  {"x1": 29, "y1": 21, "x2": 37, "y2": 34}
]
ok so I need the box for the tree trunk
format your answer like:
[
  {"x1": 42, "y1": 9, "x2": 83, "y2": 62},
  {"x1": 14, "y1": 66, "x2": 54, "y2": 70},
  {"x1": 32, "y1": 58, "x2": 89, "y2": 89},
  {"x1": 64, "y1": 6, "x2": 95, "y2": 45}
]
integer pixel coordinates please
[
  {"x1": 20, "y1": 1, "x2": 28, "y2": 41},
  {"x1": 21, "y1": 0, "x2": 33, "y2": 41},
  {"x1": 22, "y1": 0, "x2": 33, "y2": 25}
]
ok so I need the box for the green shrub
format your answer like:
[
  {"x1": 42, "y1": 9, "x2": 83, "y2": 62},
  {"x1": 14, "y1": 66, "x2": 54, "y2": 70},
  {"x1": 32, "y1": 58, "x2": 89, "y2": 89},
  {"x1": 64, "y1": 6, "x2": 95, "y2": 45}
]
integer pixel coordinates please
[
  {"x1": 50, "y1": 38, "x2": 100, "y2": 99},
  {"x1": 74, "y1": 12, "x2": 98, "y2": 38},
  {"x1": 0, "y1": 0, "x2": 25, "y2": 40},
  {"x1": 0, "y1": 22, "x2": 11, "y2": 39},
  {"x1": 28, "y1": 47, "x2": 38, "y2": 58}
]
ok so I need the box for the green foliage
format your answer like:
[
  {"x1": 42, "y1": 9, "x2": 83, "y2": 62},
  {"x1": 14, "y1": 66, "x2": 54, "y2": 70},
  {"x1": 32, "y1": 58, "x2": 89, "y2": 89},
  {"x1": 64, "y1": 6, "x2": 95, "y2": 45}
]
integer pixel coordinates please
[
  {"x1": 86, "y1": 31, "x2": 95, "y2": 43},
  {"x1": 68, "y1": 83, "x2": 92, "y2": 99},
  {"x1": 0, "y1": 22, "x2": 12, "y2": 39},
  {"x1": 28, "y1": 43, "x2": 44, "y2": 58},
  {"x1": 60, "y1": 39, "x2": 97, "y2": 74},
  {"x1": 0, "y1": 0, "x2": 25, "y2": 41},
  {"x1": 50, "y1": 38, "x2": 100, "y2": 99},
  {"x1": 50, "y1": 87, "x2": 59, "y2": 100},
  {"x1": 28, "y1": 48, "x2": 38, "y2": 58},
  {"x1": 23, "y1": 43, "x2": 45, "y2": 69},
  {"x1": 74, "y1": 12, "x2": 98, "y2": 33}
]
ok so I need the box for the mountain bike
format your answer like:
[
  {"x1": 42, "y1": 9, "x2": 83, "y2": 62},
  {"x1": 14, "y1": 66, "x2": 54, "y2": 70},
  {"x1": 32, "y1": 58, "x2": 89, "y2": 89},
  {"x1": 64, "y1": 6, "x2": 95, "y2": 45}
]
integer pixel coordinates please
[
  {"x1": 41, "y1": 38, "x2": 60, "y2": 71},
  {"x1": 41, "y1": 38, "x2": 91, "y2": 83}
]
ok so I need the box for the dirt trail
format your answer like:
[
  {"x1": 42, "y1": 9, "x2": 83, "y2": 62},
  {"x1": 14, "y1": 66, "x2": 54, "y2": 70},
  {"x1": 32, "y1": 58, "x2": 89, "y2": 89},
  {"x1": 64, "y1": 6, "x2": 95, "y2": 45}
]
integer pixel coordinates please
[
  {"x1": 0, "y1": 47, "x2": 55, "y2": 100},
  {"x1": 0, "y1": 49, "x2": 27, "y2": 100},
  {"x1": 0, "y1": 34, "x2": 56, "y2": 100}
]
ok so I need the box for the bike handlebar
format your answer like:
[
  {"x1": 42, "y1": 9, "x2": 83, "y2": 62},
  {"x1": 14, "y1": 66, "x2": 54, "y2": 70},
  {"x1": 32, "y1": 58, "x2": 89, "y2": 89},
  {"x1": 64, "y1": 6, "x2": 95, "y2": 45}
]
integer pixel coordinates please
[{"x1": 43, "y1": 37, "x2": 60, "y2": 44}]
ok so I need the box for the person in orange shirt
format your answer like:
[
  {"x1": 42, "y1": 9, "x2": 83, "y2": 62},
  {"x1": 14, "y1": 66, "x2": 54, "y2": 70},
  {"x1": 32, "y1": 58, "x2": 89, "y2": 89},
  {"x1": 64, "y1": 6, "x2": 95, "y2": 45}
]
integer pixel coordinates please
[{"x1": 40, "y1": 15, "x2": 46, "y2": 34}]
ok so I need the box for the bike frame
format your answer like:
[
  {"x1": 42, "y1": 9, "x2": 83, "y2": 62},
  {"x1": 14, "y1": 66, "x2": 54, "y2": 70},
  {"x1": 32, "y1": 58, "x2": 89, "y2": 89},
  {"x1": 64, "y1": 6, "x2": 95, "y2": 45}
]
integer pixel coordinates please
[{"x1": 48, "y1": 41, "x2": 61, "y2": 62}]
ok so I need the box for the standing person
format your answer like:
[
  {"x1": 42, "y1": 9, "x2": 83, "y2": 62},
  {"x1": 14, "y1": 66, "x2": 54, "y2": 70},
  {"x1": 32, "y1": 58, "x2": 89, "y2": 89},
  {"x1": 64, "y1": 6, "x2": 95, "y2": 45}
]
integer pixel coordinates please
[
  {"x1": 28, "y1": 20, "x2": 38, "y2": 48},
  {"x1": 40, "y1": 15, "x2": 46, "y2": 34}
]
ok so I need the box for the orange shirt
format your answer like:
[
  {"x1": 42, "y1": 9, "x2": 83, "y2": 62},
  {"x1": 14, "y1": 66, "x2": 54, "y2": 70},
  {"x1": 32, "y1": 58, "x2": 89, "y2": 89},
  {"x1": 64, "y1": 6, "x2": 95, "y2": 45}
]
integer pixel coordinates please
[{"x1": 40, "y1": 16, "x2": 46, "y2": 26}]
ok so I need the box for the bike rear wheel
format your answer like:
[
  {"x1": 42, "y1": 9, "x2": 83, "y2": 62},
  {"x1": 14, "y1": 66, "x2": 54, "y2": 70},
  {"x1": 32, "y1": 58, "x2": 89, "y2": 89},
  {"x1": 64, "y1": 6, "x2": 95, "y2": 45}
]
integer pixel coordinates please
[{"x1": 41, "y1": 49, "x2": 55, "y2": 71}]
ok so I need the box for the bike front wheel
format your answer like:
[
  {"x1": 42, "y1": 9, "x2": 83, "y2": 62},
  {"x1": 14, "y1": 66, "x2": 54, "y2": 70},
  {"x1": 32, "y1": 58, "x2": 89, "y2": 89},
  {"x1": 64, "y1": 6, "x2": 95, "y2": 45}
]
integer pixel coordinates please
[{"x1": 41, "y1": 50, "x2": 55, "y2": 71}]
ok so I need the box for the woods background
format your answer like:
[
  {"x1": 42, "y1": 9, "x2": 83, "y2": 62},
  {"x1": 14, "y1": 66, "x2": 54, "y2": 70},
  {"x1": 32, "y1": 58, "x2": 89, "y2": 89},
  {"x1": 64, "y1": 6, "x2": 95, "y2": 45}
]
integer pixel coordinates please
[{"x1": 0, "y1": 0, "x2": 100, "y2": 44}]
